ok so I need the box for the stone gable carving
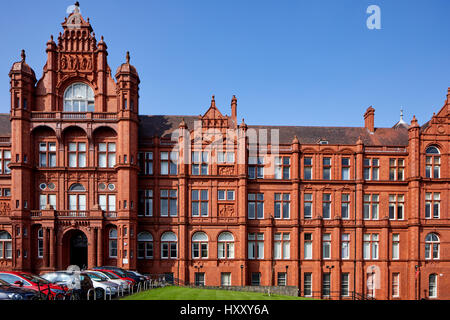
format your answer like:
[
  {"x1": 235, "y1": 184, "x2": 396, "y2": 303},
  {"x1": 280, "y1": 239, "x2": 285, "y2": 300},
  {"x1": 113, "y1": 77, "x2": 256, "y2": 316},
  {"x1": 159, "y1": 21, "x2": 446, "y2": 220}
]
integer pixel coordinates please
[{"x1": 218, "y1": 204, "x2": 235, "y2": 217}]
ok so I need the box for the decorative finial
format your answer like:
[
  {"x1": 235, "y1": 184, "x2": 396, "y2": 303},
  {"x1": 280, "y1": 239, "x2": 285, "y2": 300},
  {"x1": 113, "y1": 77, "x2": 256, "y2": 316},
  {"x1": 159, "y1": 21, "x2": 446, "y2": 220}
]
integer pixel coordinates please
[
  {"x1": 179, "y1": 118, "x2": 187, "y2": 129},
  {"x1": 357, "y1": 135, "x2": 363, "y2": 145},
  {"x1": 240, "y1": 118, "x2": 247, "y2": 129},
  {"x1": 126, "y1": 51, "x2": 130, "y2": 64},
  {"x1": 21, "y1": 49, "x2": 25, "y2": 62},
  {"x1": 50, "y1": 35, "x2": 53, "y2": 41},
  {"x1": 101, "y1": 35, "x2": 104, "y2": 41},
  {"x1": 400, "y1": 107, "x2": 403, "y2": 121},
  {"x1": 75, "y1": 1, "x2": 80, "y2": 7}
]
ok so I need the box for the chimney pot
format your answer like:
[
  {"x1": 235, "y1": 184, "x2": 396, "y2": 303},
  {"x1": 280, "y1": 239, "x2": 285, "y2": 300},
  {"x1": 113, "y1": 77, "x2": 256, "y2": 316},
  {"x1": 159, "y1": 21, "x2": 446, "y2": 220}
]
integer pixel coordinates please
[{"x1": 364, "y1": 106, "x2": 375, "y2": 133}]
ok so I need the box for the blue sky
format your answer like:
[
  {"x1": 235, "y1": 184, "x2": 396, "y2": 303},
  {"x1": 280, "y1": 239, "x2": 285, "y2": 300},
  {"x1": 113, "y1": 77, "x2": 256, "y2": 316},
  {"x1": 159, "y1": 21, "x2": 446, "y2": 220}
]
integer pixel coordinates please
[{"x1": 1, "y1": 0, "x2": 449, "y2": 128}]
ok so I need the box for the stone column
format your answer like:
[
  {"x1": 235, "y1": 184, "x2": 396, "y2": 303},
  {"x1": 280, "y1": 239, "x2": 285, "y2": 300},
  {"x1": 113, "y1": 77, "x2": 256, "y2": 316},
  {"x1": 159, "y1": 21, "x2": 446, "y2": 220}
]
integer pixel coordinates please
[
  {"x1": 88, "y1": 228, "x2": 96, "y2": 268},
  {"x1": 97, "y1": 228, "x2": 103, "y2": 266},
  {"x1": 49, "y1": 228, "x2": 55, "y2": 269}
]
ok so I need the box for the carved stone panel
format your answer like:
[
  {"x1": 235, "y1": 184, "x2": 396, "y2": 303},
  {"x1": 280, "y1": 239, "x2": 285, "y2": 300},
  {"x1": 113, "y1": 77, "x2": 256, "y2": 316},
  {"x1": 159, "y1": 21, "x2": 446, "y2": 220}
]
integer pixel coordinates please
[
  {"x1": 0, "y1": 201, "x2": 10, "y2": 216},
  {"x1": 61, "y1": 54, "x2": 93, "y2": 72},
  {"x1": 218, "y1": 204, "x2": 235, "y2": 217},
  {"x1": 218, "y1": 166, "x2": 235, "y2": 176}
]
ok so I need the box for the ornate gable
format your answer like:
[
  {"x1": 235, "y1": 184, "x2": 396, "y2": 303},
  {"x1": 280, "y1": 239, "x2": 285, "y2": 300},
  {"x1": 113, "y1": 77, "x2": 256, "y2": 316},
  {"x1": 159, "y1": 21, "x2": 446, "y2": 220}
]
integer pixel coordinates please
[
  {"x1": 54, "y1": 4, "x2": 100, "y2": 87},
  {"x1": 422, "y1": 88, "x2": 450, "y2": 136},
  {"x1": 35, "y1": 2, "x2": 117, "y2": 112},
  {"x1": 200, "y1": 95, "x2": 229, "y2": 129}
]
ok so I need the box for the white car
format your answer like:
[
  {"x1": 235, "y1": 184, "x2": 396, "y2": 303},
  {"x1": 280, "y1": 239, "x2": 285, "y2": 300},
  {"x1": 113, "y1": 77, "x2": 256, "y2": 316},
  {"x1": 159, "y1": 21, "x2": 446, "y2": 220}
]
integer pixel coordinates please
[
  {"x1": 88, "y1": 270, "x2": 129, "y2": 293},
  {"x1": 85, "y1": 271, "x2": 120, "y2": 298}
]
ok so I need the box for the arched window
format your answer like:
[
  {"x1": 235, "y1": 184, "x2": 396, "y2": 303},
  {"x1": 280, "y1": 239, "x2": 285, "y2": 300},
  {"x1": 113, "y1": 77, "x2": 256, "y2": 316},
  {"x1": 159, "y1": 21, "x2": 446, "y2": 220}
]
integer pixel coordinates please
[
  {"x1": 218, "y1": 232, "x2": 234, "y2": 259},
  {"x1": 161, "y1": 232, "x2": 177, "y2": 259},
  {"x1": 0, "y1": 231, "x2": 12, "y2": 259},
  {"x1": 426, "y1": 146, "x2": 441, "y2": 178},
  {"x1": 109, "y1": 228, "x2": 118, "y2": 258},
  {"x1": 425, "y1": 233, "x2": 440, "y2": 260},
  {"x1": 64, "y1": 83, "x2": 95, "y2": 112},
  {"x1": 429, "y1": 274, "x2": 438, "y2": 298},
  {"x1": 68, "y1": 183, "x2": 86, "y2": 213},
  {"x1": 426, "y1": 146, "x2": 440, "y2": 154},
  {"x1": 192, "y1": 232, "x2": 208, "y2": 259},
  {"x1": 137, "y1": 232, "x2": 153, "y2": 259},
  {"x1": 69, "y1": 183, "x2": 85, "y2": 191}
]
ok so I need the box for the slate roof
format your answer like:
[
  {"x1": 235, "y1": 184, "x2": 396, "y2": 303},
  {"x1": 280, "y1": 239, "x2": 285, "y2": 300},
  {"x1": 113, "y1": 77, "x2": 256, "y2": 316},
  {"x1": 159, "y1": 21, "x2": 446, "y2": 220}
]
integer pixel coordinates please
[
  {"x1": 0, "y1": 113, "x2": 410, "y2": 146},
  {"x1": 0, "y1": 114, "x2": 10, "y2": 136},
  {"x1": 247, "y1": 125, "x2": 409, "y2": 146}
]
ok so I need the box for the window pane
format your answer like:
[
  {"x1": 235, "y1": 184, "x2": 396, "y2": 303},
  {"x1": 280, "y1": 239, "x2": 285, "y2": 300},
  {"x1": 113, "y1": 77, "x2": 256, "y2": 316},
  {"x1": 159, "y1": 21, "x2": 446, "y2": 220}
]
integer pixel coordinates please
[
  {"x1": 108, "y1": 153, "x2": 116, "y2": 167},
  {"x1": 99, "y1": 195, "x2": 107, "y2": 211},
  {"x1": 78, "y1": 195, "x2": 86, "y2": 211},
  {"x1": 99, "y1": 154, "x2": 106, "y2": 167},
  {"x1": 78, "y1": 153, "x2": 86, "y2": 167},
  {"x1": 69, "y1": 153, "x2": 77, "y2": 167}
]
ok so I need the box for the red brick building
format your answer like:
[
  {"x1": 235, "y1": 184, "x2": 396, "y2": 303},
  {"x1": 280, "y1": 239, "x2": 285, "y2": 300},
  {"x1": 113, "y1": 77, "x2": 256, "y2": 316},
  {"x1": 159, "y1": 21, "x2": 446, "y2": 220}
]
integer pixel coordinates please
[{"x1": 0, "y1": 4, "x2": 448, "y2": 300}]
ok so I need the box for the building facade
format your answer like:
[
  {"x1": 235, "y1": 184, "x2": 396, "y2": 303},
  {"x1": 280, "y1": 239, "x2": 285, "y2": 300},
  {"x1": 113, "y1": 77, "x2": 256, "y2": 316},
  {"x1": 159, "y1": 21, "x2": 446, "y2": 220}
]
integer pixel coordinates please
[{"x1": 0, "y1": 4, "x2": 448, "y2": 300}]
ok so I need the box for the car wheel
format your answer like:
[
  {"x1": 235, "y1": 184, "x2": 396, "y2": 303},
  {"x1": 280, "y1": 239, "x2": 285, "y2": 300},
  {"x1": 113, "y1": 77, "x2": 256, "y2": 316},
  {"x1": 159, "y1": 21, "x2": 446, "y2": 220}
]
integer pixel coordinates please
[
  {"x1": 54, "y1": 293, "x2": 65, "y2": 300},
  {"x1": 71, "y1": 292, "x2": 80, "y2": 300},
  {"x1": 95, "y1": 288, "x2": 104, "y2": 300}
]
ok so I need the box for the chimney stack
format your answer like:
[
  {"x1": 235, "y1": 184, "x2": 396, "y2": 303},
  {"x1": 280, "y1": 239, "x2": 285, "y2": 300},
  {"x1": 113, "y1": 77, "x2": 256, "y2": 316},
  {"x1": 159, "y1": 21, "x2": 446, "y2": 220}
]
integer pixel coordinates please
[
  {"x1": 231, "y1": 95, "x2": 237, "y2": 126},
  {"x1": 364, "y1": 106, "x2": 375, "y2": 133}
]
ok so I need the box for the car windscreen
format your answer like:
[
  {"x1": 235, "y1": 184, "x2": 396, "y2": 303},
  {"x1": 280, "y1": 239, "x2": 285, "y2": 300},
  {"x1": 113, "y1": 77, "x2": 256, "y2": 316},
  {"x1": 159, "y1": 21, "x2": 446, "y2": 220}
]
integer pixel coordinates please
[
  {"x1": 109, "y1": 269, "x2": 126, "y2": 277},
  {"x1": 87, "y1": 273, "x2": 106, "y2": 282},
  {"x1": 89, "y1": 272, "x2": 108, "y2": 281},
  {"x1": 20, "y1": 273, "x2": 50, "y2": 284},
  {"x1": 0, "y1": 278, "x2": 10, "y2": 286},
  {"x1": 102, "y1": 271, "x2": 120, "y2": 279},
  {"x1": 126, "y1": 271, "x2": 138, "y2": 278}
]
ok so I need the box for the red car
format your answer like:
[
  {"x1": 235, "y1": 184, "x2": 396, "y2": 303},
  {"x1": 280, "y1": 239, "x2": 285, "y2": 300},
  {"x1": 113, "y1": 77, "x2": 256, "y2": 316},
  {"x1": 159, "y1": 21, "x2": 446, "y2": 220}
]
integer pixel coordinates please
[
  {"x1": 95, "y1": 269, "x2": 136, "y2": 287},
  {"x1": 0, "y1": 271, "x2": 68, "y2": 299}
]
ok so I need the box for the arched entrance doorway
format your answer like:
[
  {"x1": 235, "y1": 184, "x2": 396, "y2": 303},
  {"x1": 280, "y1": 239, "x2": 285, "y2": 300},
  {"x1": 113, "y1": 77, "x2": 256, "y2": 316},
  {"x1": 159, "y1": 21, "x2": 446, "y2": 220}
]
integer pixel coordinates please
[{"x1": 63, "y1": 229, "x2": 88, "y2": 269}]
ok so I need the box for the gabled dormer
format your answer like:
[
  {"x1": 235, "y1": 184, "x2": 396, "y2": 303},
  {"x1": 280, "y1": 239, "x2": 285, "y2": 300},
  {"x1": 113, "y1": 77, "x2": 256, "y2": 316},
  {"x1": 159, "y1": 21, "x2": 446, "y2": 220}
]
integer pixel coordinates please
[
  {"x1": 200, "y1": 95, "x2": 229, "y2": 129},
  {"x1": 34, "y1": 2, "x2": 119, "y2": 113}
]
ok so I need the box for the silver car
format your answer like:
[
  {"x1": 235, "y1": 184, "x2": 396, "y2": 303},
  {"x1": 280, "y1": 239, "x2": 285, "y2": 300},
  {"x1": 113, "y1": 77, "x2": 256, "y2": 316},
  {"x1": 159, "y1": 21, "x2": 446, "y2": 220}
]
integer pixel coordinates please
[{"x1": 85, "y1": 271, "x2": 120, "y2": 299}]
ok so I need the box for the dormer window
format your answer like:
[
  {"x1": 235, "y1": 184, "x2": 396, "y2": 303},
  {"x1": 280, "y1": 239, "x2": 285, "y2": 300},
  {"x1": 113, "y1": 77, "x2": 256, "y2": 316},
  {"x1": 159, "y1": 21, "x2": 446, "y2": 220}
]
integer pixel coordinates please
[{"x1": 64, "y1": 83, "x2": 94, "y2": 112}]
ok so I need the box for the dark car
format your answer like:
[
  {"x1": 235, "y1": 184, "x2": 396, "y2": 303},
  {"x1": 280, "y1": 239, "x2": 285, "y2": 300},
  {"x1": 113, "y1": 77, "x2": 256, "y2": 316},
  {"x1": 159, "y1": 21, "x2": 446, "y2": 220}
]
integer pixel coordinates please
[
  {"x1": 128, "y1": 270, "x2": 149, "y2": 282},
  {"x1": 0, "y1": 278, "x2": 41, "y2": 300},
  {"x1": 40, "y1": 271, "x2": 94, "y2": 300},
  {"x1": 92, "y1": 266, "x2": 142, "y2": 283},
  {"x1": 0, "y1": 271, "x2": 67, "y2": 299}
]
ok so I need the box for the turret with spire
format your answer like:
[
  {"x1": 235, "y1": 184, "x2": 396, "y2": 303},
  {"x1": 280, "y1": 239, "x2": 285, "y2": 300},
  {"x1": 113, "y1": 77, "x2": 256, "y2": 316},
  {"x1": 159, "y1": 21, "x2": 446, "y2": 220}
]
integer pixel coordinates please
[
  {"x1": 393, "y1": 107, "x2": 409, "y2": 129},
  {"x1": 115, "y1": 51, "x2": 140, "y2": 114}
]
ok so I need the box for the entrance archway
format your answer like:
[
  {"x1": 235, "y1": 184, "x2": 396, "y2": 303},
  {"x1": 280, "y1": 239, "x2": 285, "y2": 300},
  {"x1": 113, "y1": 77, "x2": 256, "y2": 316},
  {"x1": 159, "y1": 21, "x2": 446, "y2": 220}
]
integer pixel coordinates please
[{"x1": 63, "y1": 229, "x2": 88, "y2": 269}]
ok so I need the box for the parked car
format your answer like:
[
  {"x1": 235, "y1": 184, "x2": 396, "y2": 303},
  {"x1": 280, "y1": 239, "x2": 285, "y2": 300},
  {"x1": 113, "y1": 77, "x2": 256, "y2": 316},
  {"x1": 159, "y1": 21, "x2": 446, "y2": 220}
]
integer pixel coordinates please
[
  {"x1": 94, "y1": 269, "x2": 136, "y2": 287},
  {"x1": 0, "y1": 271, "x2": 67, "y2": 299},
  {"x1": 87, "y1": 270, "x2": 129, "y2": 293},
  {"x1": 85, "y1": 271, "x2": 120, "y2": 299},
  {"x1": 128, "y1": 270, "x2": 150, "y2": 281},
  {"x1": 40, "y1": 271, "x2": 94, "y2": 300},
  {"x1": 0, "y1": 278, "x2": 41, "y2": 300},
  {"x1": 92, "y1": 266, "x2": 141, "y2": 283}
]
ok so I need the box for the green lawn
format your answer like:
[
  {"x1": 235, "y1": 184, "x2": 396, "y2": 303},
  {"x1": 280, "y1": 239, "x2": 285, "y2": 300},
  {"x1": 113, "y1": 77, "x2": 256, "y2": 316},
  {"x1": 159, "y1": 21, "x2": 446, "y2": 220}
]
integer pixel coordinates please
[{"x1": 122, "y1": 286, "x2": 311, "y2": 300}]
